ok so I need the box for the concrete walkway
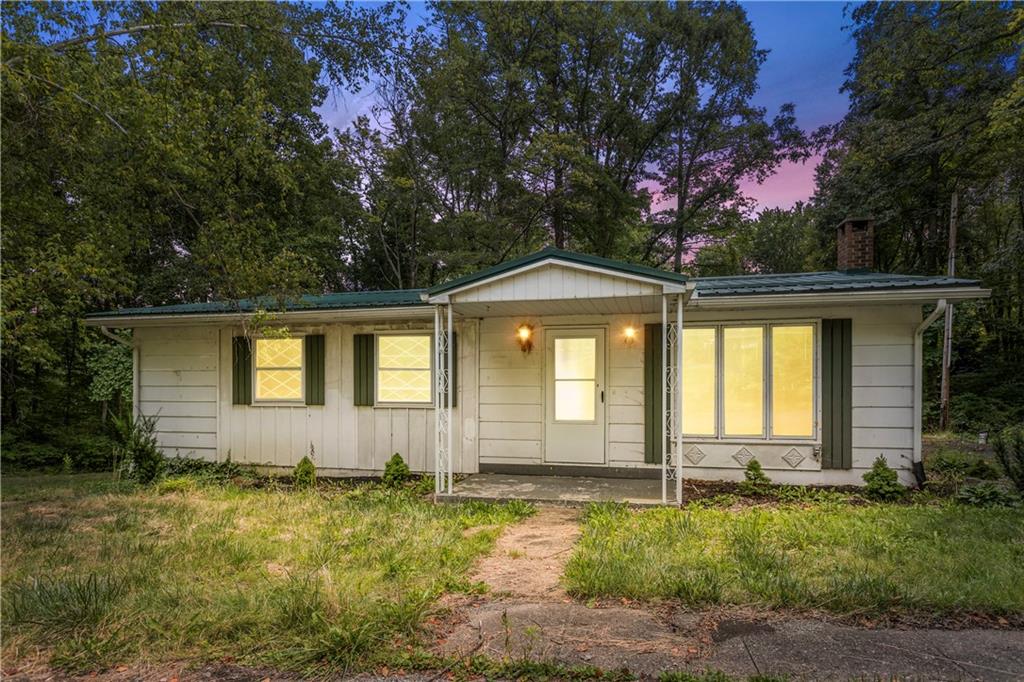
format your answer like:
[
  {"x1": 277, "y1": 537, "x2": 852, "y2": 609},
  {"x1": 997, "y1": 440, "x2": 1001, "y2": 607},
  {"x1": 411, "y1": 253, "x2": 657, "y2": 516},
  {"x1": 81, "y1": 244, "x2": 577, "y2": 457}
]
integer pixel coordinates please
[{"x1": 440, "y1": 472, "x2": 664, "y2": 506}]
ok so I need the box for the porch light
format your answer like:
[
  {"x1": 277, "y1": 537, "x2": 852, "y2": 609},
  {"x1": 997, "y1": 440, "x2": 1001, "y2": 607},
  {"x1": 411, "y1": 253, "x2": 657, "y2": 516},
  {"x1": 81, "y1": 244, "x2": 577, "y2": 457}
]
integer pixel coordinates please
[
  {"x1": 623, "y1": 326, "x2": 637, "y2": 344},
  {"x1": 516, "y1": 324, "x2": 534, "y2": 353}
]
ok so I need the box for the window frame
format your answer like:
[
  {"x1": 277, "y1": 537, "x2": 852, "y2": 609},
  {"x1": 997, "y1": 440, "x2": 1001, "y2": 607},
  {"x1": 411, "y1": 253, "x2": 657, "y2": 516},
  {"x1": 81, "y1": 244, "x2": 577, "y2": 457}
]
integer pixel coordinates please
[
  {"x1": 374, "y1": 332, "x2": 435, "y2": 408},
  {"x1": 251, "y1": 335, "x2": 306, "y2": 406},
  {"x1": 680, "y1": 320, "x2": 820, "y2": 444}
]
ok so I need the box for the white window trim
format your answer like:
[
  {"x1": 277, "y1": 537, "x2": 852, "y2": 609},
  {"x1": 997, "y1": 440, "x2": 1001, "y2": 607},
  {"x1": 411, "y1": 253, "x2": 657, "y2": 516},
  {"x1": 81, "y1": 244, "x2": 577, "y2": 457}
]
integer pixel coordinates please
[
  {"x1": 683, "y1": 320, "x2": 820, "y2": 444},
  {"x1": 374, "y1": 332, "x2": 435, "y2": 408},
  {"x1": 251, "y1": 335, "x2": 306, "y2": 406}
]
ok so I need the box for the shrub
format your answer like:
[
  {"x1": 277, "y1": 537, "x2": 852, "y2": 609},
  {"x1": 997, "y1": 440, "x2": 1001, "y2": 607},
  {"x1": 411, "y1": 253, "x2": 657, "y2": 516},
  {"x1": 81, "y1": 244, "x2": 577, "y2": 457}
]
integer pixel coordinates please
[
  {"x1": 862, "y1": 455, "x2": 904, "y2": 502},
  {"x1": 382, "y1": 453, "x2": 411, "y2": 487},
  {"x1": 112, "y1": 413, "x2": 164, "y2": 484},
  {"x1": 930, "y1": 450, "x2": 1000, "y2": 480},
  {"x1": 293, "y1": 455, "x2": 317, "y2": 490},
  {"x1": 954, "y1": 481, "x2": 1019, "y2": 507},
  {"x1": 993, "y1": 424, "x2": 1024, "y2": 494},
  {"x1": 155, "y1": 476, "x2": 196, "y2": 495},
  {"x1": 955, "y1": 482, "x2": 1020, "y2": 508},
  {"x1": 737, "y1": 458, "x2": 772, "y2": 497}
]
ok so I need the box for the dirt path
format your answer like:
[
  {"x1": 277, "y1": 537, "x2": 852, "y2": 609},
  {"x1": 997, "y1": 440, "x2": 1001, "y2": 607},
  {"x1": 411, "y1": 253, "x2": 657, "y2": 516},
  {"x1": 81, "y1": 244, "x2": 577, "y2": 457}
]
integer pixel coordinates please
[
  {"x1": 436, "y1": 504, "x2": 1024, "y2": 681},
  {"x1": 469, "y1": 505, "x2": 580, "y2": 599}
]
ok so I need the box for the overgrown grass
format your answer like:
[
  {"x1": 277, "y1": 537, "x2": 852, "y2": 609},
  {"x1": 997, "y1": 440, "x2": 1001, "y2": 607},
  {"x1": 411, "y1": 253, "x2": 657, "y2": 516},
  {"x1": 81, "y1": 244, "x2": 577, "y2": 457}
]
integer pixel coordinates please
[
  {"x1": 1, "y1": 474, "x2": 533, "y2": 673},
  {"x1": 565, "y1": 501, "x2": 1024, "y2": 616}
]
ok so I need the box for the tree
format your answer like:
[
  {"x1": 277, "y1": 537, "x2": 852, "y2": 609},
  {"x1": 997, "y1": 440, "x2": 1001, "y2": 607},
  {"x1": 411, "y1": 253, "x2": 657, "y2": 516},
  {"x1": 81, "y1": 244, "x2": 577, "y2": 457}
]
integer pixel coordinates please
[
  {"x1": 1, "y1": 1, "x2": 397, "y2": 434},
  {"x1": 646, "y1": 2, "x2": 809, "y2": 273}
]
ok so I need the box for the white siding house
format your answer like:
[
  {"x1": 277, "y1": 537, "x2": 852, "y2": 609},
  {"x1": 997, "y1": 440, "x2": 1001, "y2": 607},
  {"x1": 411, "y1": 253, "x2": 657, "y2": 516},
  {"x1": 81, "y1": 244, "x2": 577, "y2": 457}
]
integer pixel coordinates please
[{"x1": 88, "y1": 227, "x2": 988, "y2": 501}]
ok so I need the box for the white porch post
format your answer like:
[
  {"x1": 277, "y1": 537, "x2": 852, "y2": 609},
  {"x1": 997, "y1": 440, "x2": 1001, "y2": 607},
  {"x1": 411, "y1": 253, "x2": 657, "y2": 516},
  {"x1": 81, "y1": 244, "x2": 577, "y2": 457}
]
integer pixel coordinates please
[
  {"x1": 661, "y1": 296, "x2": 668, "y2": 504},
  {"x1": 434, "y1": 304, "x2": 452, "y2": 495},
  {"x1": 447, "y1": 302, "x2": 454, "y2": 495},
  {"x1": 675, "y1": 292, "x2": 684, "y2": 505}
]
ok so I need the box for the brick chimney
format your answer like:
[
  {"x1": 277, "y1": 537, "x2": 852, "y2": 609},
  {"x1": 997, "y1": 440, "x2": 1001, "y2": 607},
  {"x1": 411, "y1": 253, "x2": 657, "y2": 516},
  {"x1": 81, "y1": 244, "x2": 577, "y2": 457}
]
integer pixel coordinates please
[{"x1": 836, "y1": 217, "x2": 875, "y2": 271}]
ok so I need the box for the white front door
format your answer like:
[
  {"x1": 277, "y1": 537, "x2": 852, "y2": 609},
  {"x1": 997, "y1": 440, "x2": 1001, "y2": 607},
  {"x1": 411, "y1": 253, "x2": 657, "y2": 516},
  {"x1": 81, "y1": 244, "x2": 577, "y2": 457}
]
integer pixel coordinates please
[{"x1": 544, "y1": 328, "x2": 606, "y2": 464}]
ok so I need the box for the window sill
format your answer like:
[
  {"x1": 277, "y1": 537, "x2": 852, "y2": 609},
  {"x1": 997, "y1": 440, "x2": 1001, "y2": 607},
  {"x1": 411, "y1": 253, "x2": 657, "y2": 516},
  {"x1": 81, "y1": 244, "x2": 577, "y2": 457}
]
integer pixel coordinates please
[
  {"x1": 247, "y1": 402, "x2": 312, "y2": 408},
  {"x1": 683, "y1": 437, "x2": 819, "y2": 446},
  {"x1": 373, "y1": 403, "x2": 439, "y2": 410}
]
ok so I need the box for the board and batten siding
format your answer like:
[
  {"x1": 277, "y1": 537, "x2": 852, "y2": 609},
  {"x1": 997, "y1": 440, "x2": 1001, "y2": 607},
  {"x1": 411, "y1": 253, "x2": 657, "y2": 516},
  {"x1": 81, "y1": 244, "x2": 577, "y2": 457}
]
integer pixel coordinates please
[{"x1": 135, "y1": 326, "x2": 219, "y2": 460}]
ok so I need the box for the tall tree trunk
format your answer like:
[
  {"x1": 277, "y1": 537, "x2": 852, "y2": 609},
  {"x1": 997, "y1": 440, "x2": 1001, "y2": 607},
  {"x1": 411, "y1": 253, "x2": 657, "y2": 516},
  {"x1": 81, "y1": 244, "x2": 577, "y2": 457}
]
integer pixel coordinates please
[{"x1": 939, "y1": 190, "x2": 958, "y2": 430}]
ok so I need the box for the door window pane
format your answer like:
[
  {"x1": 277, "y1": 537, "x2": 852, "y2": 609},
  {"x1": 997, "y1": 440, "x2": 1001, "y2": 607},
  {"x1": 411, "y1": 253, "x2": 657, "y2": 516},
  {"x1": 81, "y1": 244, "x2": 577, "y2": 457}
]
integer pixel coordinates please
[
  {"x1": 682, "y1": 328, "x2": 716, "y2": 435},
  {"x1": 723, "y1": 327, "x2": 763, "y2": 436},
  {"x1": 772, "y1": 325, "x2": 814, "y2": 437},
  {"x1": 377, "y1": 335, "x2": 432, "y2": 403},
  {"x1": 255, "y1": 338, "x2": 303, "y2": 401},
  {"x1": 554, "y1": 337, "x2": 596, "y2": 421}
]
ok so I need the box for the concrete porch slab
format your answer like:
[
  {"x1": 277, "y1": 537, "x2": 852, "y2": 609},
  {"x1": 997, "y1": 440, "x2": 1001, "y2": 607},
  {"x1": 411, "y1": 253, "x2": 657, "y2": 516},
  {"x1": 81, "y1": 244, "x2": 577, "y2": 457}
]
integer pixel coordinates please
[{"x1": 437, "y1": 472, "x2": 665, "y2": 506}]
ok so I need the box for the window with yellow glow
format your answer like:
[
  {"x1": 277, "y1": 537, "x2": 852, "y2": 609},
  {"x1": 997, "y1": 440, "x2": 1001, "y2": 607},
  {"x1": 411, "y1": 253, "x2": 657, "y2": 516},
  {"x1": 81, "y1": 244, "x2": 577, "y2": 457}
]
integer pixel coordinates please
[
  {"x1": 682, "y1": 328, "x2": 716, "y2": 435},
  {"x1": 377, "y1": 335, "x2": 432, "y2": 403},
  {"x1": 554, "y1": 337, "x2": 596, "y2": 421},
  {"x1": 771, "y1": 325, "x2": 814, "y2": 437},
  {"x1": 255, "y1": 338, "x2": 303, "y2": 401},
  {"x1": 723, "y1": 326, "x2": 764, "y2": 436}
]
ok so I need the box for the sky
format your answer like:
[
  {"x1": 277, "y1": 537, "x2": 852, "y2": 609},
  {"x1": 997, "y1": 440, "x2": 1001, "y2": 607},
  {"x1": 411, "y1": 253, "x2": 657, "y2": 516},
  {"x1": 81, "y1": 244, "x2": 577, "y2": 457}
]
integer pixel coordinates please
[{"x1": 316, "y1": 2, "x2": 857, "y2": 213}]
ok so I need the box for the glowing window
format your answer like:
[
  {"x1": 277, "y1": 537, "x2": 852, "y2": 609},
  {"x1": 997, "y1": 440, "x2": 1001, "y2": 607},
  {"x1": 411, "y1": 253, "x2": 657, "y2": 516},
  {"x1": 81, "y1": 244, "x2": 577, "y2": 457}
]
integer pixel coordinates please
[
  {"x1": 771, "y1": 325, "x2": 814, "y2": 437},
  {"x1": 723, "y1": 327, "x2": 764, "y2": 436},
  {"x1": 682, "y1": 328, "x2": 717, "y2": 436},
  {"x1": 377, "y1": 335, "x2": 432, "y2": 403},
  {"x1": 255, "y1": 338, "x2": 303, "y2": 401},
  {"x1": 554, "y1": 337, "x2": 596, "y2": 421}
]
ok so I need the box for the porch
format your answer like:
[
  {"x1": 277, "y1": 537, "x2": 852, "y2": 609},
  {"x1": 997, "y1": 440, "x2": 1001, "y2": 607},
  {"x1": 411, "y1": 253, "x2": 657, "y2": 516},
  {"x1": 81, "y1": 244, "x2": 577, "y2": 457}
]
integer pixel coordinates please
[{"x1": 436, "y1": 472, "x2": 664, "y2": 507}]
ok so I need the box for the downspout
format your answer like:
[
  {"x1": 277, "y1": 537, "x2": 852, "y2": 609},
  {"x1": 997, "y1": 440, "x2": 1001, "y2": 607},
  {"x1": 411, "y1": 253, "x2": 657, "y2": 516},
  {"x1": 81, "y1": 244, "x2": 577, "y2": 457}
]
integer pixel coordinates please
[{"x1": 913, "y1": 300, "x2": 947, "y2": 486}]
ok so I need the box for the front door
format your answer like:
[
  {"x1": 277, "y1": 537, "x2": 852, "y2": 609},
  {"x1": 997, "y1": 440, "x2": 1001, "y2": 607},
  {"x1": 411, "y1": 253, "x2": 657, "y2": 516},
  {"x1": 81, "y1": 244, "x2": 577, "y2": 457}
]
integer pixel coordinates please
[{"x1": 544, "y1": 328, "x2": 606, "y2": 464}]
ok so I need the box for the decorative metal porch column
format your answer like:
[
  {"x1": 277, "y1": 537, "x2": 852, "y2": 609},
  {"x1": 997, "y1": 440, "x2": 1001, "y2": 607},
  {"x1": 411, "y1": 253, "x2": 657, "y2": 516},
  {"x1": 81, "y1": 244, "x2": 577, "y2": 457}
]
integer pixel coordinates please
[
  {"x1": 661, "y1": 294, "x2": 685, "y2": 505},
  {"x1": 434, "y1": 304, "x2": 454, "y2": 495}
]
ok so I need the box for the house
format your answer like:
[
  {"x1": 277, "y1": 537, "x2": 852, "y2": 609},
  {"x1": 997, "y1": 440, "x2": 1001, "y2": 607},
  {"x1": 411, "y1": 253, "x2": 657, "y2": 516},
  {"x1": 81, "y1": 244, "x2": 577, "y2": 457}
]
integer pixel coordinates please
[{"x1": 85, "y1": 219, "x2": 989, "y2": 502}]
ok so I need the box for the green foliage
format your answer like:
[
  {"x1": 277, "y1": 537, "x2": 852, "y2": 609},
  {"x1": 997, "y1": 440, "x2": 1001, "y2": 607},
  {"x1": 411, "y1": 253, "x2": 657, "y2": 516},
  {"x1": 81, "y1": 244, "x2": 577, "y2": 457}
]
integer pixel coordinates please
[
  {"x1": 929, "y1": 450, "x2": 1001, "y2": 480},
  {"x1": 994, "y1": 425, "x2": 1024, "y2": 494},
  {"x1": 292, "y1": 455, "x2": 317, "y2": 490},
  {"x1": 382, "y1": 453, "x2": 411, "y2": 487},
  {"x1": 956, "y1": 482, "x2": 1021, "y2": 509},
  {"x1": 862, "y1": 456, "x2": 904, "y2": 502},
  {"x1": 111, "y1": 413, "x2": 164, "y2": 484},
  {"x1": 85, "y1": 342, "x2": 132, "y2": 407},
  {"x1": 737, "y1": 458, "x2": 772, "y2": 497}
]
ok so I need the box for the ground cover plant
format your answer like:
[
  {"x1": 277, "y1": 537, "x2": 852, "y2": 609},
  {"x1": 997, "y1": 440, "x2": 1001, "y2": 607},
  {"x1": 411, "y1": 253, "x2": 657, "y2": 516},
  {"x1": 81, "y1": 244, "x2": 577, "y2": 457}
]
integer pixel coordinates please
[
  {"x1": 565, "y1": 501, "x2": 1024, "y2": 617},
  {"x1": 1, "y1": 474, "x2": 533, "y2": 674}
]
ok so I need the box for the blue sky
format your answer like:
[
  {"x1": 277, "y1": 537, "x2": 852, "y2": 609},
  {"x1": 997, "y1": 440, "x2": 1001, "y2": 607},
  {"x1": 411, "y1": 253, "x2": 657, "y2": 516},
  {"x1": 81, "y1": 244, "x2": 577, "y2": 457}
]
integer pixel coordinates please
[{"x1": 317, "y1": 1, "x2": 857, "y2": 211}]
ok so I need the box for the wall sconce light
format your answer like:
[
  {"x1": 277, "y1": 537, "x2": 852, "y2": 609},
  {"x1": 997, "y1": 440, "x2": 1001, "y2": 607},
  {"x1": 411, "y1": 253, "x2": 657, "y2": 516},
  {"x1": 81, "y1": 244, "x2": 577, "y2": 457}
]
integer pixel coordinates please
[
  {"x1": 516, "y1": 324, "x2": 534, "y2": 354},
  {"x1": 623, "y1": 326, "x2": 637, "y2": 345}
]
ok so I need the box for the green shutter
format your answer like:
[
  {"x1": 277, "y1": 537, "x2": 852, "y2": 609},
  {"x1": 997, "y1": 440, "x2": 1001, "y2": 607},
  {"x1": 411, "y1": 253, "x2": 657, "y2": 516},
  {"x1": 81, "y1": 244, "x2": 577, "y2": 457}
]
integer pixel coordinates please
[
  {"x1": 353, "y1": 334, "x2": 374, "y2": 406},
  {"x1": 232, "y1": 336, "x2": 252, "y2": 405},
  {"x1": 441, "y1": 331, "x2": 457, "y2": 408},
  {"x1": 821, "y1": 319, "x2": 852, "y2": 469},
  {"x1": 644, "y1": 323, "x2": 663, "y2": 464},
  {"x1": 304, "y1": 334, "x2": 325, "y2": 405}
]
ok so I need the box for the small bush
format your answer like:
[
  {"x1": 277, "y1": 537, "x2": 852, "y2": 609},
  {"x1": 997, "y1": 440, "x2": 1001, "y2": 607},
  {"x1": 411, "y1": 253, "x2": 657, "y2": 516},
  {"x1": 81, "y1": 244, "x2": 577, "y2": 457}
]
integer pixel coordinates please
[
  {"x1": 155, "y1": 476, "x2": 196, "y2": 495},
  {"x1": 993, "y1": 424, "x2": 1024, "y2": 494},
  {"x1": 293, "y1": 455, "x2": 317, "y2": 490},
  {"x1": 862, "y1": 455, "x2": 904, "y2": 501},
  {"x1": 382, "y1": 453, "x2": 411, "y2": 487},
  {"x1": 955, "y1": 482, "x2": 1020, "y2": 508},
  {"x1": 737, "y1": 458, "x2": 772, "y2": 497},
  {"x1": 112, "y1": 413, "x2": 164, "y2": 484}
]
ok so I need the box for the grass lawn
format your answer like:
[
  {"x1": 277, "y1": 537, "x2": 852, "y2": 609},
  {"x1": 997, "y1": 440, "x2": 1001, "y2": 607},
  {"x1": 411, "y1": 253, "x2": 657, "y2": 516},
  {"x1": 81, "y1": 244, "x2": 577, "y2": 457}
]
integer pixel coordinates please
[
  {"x1": 565, "y1": 501, "x2": 1024, "y2": 617},
  {"x1": 1, "y1": 474, "x2": 532, "y2": 674}
]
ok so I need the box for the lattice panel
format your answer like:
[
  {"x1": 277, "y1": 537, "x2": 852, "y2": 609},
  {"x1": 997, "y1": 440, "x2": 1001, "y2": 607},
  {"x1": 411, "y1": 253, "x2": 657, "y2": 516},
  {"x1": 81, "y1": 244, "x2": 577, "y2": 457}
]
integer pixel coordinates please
[{"x1": 256, "y1": 338, "x2": 301, "y2": 368}]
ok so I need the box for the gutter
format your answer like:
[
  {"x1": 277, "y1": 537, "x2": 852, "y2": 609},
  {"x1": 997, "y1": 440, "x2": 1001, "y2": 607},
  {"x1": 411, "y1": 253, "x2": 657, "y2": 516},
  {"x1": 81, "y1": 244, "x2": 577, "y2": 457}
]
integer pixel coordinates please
[
  {"x1": 84, "y1": 305, "x2": 435, "y2": 328},
  {"x1": 912, "y1": 300, "x2": 948, "y2": 486},
  {"x1": 688, "y1": 286, "x2": 988, "y2": 309},
  {"x1": 99, "y1": 326, "x2": 133, "y2": 348}
]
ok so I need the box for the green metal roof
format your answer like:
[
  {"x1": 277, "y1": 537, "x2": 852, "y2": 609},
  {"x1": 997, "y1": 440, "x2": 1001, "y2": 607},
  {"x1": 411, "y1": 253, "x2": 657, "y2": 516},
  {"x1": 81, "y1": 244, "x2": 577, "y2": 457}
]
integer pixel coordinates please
[
  {"x1": 426, "y1": 246, "x2": 688, "y2": 295},
  {"x1": 694, "y1": 270, "x2": 980, "y2": 297},
  {"x1": 86, "y1": 247, "x2": 983, "y2": 320},
  {"x1": 85, "y1": 289, "x2": 428, "y2": 319}
]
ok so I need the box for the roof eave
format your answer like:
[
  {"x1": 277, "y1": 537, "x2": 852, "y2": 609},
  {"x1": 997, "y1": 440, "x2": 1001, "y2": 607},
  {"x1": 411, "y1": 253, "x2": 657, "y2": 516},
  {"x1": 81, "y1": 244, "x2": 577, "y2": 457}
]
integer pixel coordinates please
[
  {"x1": 83, "y1": 304, "x2": 434, "y2": 328},
  {"x1": 689, "y1": 286, "x2": 990, "y2": 309}
]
